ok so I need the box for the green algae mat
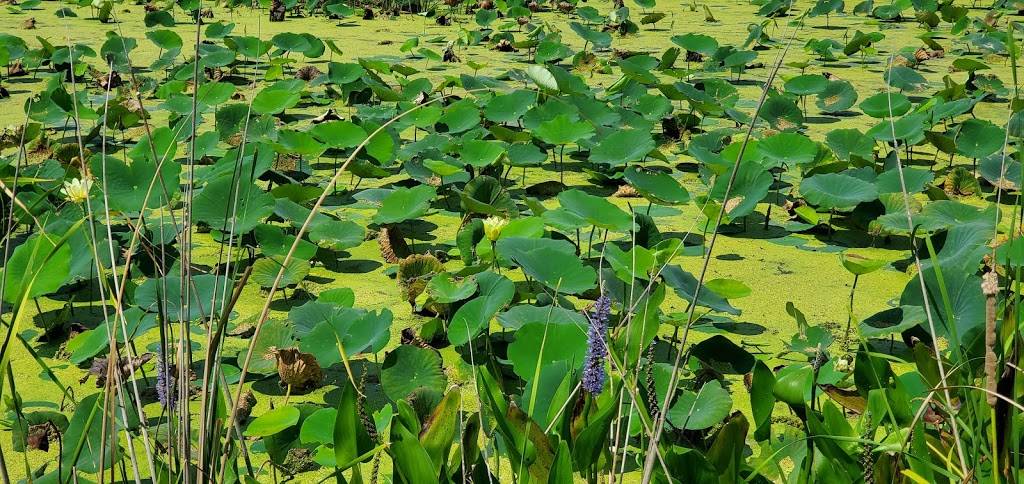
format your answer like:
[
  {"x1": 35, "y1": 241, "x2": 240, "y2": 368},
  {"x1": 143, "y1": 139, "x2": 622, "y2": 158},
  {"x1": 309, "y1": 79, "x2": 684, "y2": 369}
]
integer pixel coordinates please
[{"x1": 0, "y1": 0, "x2": 1023, "y2": 481}]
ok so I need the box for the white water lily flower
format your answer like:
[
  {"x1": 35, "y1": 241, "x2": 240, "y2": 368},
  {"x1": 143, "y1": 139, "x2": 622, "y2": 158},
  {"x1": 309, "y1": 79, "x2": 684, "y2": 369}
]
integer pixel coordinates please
[
  {"x1": 61, "y1": 177, "x2": 93, "y2": 204},
  {"x1": 482, "y1": 216, "x2": 508, "y2": 242}
]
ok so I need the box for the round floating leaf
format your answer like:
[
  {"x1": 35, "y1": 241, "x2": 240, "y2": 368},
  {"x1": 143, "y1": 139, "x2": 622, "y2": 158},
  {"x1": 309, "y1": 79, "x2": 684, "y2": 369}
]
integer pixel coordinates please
[
  {"x1": 380, "y1": 345, "x2": 447, "y2": 401},
  {"x1": 245, "y1": 406, "x2": 300, "y2": 437},
  {"x1": 374, "y1": 185, "x2": 437, "y2": 224},
  {"x1": 623, "y1": 167, "x2": 689, "y2": 205},
  {"x1": 667, "y1": 380, "x2": 732, "y2": 430},
  {"x1": 801, "y1": 173, "x2": 878, "y2": 211}
]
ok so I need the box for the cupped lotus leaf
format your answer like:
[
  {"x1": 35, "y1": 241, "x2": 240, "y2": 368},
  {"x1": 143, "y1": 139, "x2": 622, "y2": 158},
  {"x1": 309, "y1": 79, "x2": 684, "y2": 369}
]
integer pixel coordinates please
[
  {"x1": 146, "y1": 29, "x2": 182, "y2": 51},
  {"x1": 758, "y1": 94, "x2": 804, "y2": 130},
  {"x1": 670, "y1": 33, "x2": 719, "y2": 55},
  {"x1": 868, "y1": 114, "x2": 927, "y2": 143},
  {"x1": 839, "y1": 252, "x2": 886, "y2": 275},
  {"x1": 438, "y1": 100, "x2": 481, "y2": 133},
  {"x1": 271, "y1": 32, "x2": 311, "y2": 53},
  {"x1": 956, "y1": 119, "x2": 1003, "y2": 159},
  {"x1": 758, "y1": 132, "x2": 818, "y2": 166},
  {"x1": 252, "y1": 88, "x2": 301, "y2": 115},
  {"x1": 245, "y1": 405, "x2": 300, "y2": 437},
  {"x1": 534, "y1": 114, "x2": 595, "y2": 146},
  {"x1": 484, "y1": 90, "x2": 536, "y2": 124},
  {"x1": 300, "y1": 408, "x2": 337, "y2": 445},
  {"x1": 667, "y1": 380, "x2": 732, "y2": 430},
  {"x1": 510, "y1": 246, "x2": 596, "y2": 294},
  {"x1": 460, "y1": 139, "x2": 506, "y2": 168},
  {"x1": 507, "y1": 142, "x2": 548, "y2": 166},
  {"x1": 589, "y1": 129, "x2": 655, "y2": 166},
  {"x1": 800, "y1": 173, "x2": 878, "y2": 211},
  {"x1": 875, "y1": 167, "x2": 934, "y2": 194},
  {"x1": 859, "y1": 91, "x2": 911, "y2": 118},
  {"x1": 227, "y1": 35, "x2": 271, "y2": 58},
  {"x1": 952, "y1": 58, "x2": 990, "y2": 72},
  {"x1": 254, "y1": 224, "x2": 318, "y2": 260},
  {"x1": 709, "y1": 163, "x2": 772, "y2": 219},
  {"x1": 275, "y1": 130, "x2": 327, "y2": 158},
  {"x1": 506, "y1": 322, "x2": 586, "y2": 383},
  {"x1": 815, "y1": 80, "x2": 858, "y2": 113},
  {"x1": 2, "y1": 232, "x2": 72, "y2": 304},
  {"x1": 900, "y1": 266, "x2": 984, "y2": 344},
  {"x1": 570, "y1": 22, "x2": 612, "y2": 49},
  {"x1": 860, "y1": 305, "x2": 926, "y2": 339},
  {"x1": 459, "y1": 176, "x2": 516, "y2": 216},
  {"x1": 885, "y1": 66, "x2": 928, "y2": 92},
  {"x1": 300, "y1": 309, "x2": 392, "y2": 366},
  {"x1": 661, "y1": 265, "x2": 740, "y2": 315},
  {"x1": 327, "y1": 62, "x2": 365, "y2": 85},
  {"x1": 784, "y1": 74, "x2": 828, "y2": 96},
  {"x1": 251, "y1": 256, "x2": 310, "y2": 288},
  {"x1": 380, "y1": 345, "x2": 447, "y2": 401},
  {"x1": 826, "y1": 128, "x2": 875, "y2": 161},
  {"x1": 724, "y1": 50, "x2": 757, "y2": 69},
  {"x1": 623, "y1": 167, "x2": 689, "y2": 205},
  {"x1": 705, "y1": 278, "x2": 751, "y2": 299},
  {"x1": 557, "y1": 189, "x2": 632, "y2": 231},
  {"x1": 448, "y1": 271, "x2": 515, "y2": 345},
  {"x1": 497, "y1": 304, "x2": 588, "y2": 330},
  {"x1": 310, "y1": 120, "x2": 366, "y2": 149},
  {"x1": 192, "y1": 175, "x2": 275, "y2": 234},
  {"x1": 980, "y1": 155, "x2": 1021, "y2": 190},
  {"x1": 374, "y1": 185, "x2": 437, "y2": 224},
  {"x1": 135, "y1": 274, "x2": 226, "y2": 322},
  {"x1": 525, "y1": 65, "x2": 559, "y2": 91},
  {"x1": 604, "y1": 243, "x2": 657, "y2": 281},
  {"x1": 426, "y1": 273, "x2": 477, "y2": 304},
  {"x1": 60, "y1": 394, "x2": 116, "y2": 474}
]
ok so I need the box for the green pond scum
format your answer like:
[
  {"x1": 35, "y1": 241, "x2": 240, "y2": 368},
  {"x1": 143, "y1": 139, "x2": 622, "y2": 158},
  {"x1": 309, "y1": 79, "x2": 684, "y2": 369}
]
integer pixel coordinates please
[{"x1": 0, "y1": 0, "x2": 1023, "y2": 482}]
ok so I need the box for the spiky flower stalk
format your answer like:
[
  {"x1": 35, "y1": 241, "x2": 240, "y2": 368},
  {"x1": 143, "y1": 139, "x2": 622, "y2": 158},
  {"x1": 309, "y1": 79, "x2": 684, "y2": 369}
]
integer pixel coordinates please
[
  {"x1": 156, "y1": 353, "x2": 177, "y2": 410},
  {"x1": 582, "y1": 295, "x2": 611, "y2": 395},
  {"x1": 982, "y1": 270, "x2": 998, "y2": 406}
]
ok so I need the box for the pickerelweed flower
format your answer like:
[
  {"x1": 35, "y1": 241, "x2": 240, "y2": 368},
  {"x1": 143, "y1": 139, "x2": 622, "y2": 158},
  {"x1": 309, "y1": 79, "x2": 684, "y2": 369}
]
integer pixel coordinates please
[
  {"x1": 156, "y1": 353, "x2": 177, "y2": 410},
  {"x1": 582, "y1": 295, "x2": 611, "y2": 395}
]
